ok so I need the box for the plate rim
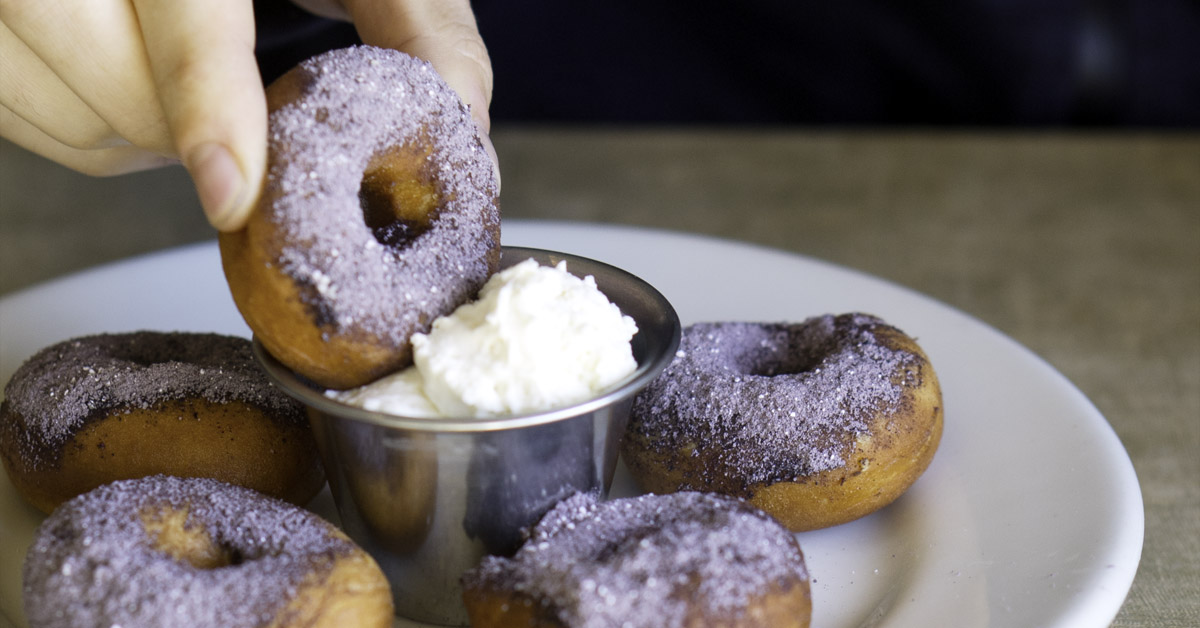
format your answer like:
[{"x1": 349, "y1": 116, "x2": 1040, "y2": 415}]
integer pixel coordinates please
[{"x1": 0, "y1": 219, "x2": 1144, "y2": 628}]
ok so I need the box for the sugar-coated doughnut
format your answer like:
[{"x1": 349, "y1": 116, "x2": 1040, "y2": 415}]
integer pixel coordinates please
[
  {"x1": 219, "y1": 45, "x2": 501, "y2": 390},
  {"x1": 0, "y1": 331, "x2": 324, "y2": 514},
  {"x1": 23, "y1": 475, "x2": 393, "y2": 628},
  {"x1": 623, "y1": 313, "x2": 942, "y2": 531},
  {"x1": 462, "y1": 491, "x2": 811, "y2": 628}
]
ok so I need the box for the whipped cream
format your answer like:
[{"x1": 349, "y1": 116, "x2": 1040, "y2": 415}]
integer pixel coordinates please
[{"x1": 328, "y1": 259, "x2": 638, "y2": 418}]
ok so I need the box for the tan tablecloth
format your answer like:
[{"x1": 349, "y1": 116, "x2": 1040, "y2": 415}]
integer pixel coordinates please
[{"x1": 1, "y1": 130, "x2": 1197, "y2": 626}]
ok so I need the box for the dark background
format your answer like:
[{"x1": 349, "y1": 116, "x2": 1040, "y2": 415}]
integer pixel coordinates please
[{"x1": 254, "y1": 0, "x2": 1200, "y2": 128}]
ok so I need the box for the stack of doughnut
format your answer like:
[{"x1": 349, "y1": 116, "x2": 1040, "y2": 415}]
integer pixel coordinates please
[
  {"x1": 623, "y1": 313, "x2": 942, "y2": 531},
  {"x1": 23, "y1": 475, "x2": 393, "y2": 628},
  {"x1": 0, "y1": 331, "x2": 324, "y2": 514},
  {"x1": 462, "y1": 491, "x2": 811, "y2": 628},
  {"x1": 219, "y1": 45, "x2": 501, "y2": 390}
]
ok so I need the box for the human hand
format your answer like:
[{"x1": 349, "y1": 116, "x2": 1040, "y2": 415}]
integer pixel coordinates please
[{"x1": 0, "y1": 0, "x2": 493, "y2": 232}]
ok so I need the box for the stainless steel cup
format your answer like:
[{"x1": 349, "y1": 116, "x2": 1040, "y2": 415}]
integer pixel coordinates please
[{"x1": 256, "y1": 247, "x2": 680, "y2": 626}]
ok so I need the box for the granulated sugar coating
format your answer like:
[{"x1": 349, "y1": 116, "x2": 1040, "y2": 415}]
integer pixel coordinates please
[
  {"x1": 0, "y1": 332, "x2": 304, "y2": 468},
  {"x1": 463, "y1": 492, "x2": 809, "y2": 628},
  {"x1": 629, "y1": 314, "x2": 919, "y2": 487},
  {"x1": 22, "y1": 475, "x2": 358, "y2": 628},
  {"x1": 263, "y1": 45, "x2": 500, "y2": 345}
]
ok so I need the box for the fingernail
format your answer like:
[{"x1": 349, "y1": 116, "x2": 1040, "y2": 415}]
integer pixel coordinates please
[{"x1": 186, "y1": 142, "x2": 246, "y2": 230}]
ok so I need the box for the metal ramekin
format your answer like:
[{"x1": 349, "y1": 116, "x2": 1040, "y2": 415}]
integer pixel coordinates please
[{"x1": 256, "y1": 246, "x2": 680, "y2": 625}]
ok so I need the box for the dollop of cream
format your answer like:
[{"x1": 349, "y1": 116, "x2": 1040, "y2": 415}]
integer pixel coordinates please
[
  {"x1": 325, "y1": 367, "x2": 440, "y2": 417},
  {"x1": 328, "y1": 259, "x2": 638, "y2": 418}
]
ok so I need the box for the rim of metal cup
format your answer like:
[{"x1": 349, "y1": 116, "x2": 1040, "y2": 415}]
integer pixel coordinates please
[{"x1": 255, "y1": 246, "x2": 681, "y2": 433}]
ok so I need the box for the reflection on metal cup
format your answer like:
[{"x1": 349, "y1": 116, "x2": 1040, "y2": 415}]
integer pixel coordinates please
[
  {"x1": 324, "y1": 418, "x2": 437, "y2": 555},
  {"x1": 463, "y1": 409, "x2": 599, "y2": 556},
  {"x1": 256, "y1": 247, "x2": 680, "y2": 626}
]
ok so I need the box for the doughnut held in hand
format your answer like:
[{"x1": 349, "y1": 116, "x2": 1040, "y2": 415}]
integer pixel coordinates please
[
  {"x1": 623, "y1": 313, "x2": 943, "y2": 532},
  {"x1": 23, "y1": 475, "x2": 393, "y2": 628},
  {"x1": 0, "y1": 331, "x2": 324, "y2": 514},
  {"x1": 219, "y1": 46, "x2": 501, "y2": 389},
  {"x1": 462, "y1": 491, "x2": 811, "y2": 628}
]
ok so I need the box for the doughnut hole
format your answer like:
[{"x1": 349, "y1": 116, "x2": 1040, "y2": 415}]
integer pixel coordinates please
[
  {"x1": 360, "y1": 143, "x2": 441, "y2": 249},
  {"x1": 741, "y1": 326, "x2": 835, "y2": 378},
  {"x1": 142, "y1": 507, "x2": 240, "y2": 569},
  {"x1": 102, "y1": 337, "x2": 207, "y2": 367}
]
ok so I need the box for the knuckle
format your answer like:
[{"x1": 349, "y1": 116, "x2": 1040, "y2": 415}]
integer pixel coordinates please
[{"x1": 432, "y1": 21, "x2": 494, "y2": 94}]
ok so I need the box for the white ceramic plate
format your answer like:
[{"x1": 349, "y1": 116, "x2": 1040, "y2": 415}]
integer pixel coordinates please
[{"x1": 0, "y1": 220, "x2": 1142, "y2": 628}]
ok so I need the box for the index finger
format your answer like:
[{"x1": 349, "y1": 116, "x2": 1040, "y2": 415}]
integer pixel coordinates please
[
  {"x1": 131, "y1": 0, "x2": 266, "y2": 231},
  {"x1": 341, "y1": 0, "x2": 493, "y2": 133}
]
